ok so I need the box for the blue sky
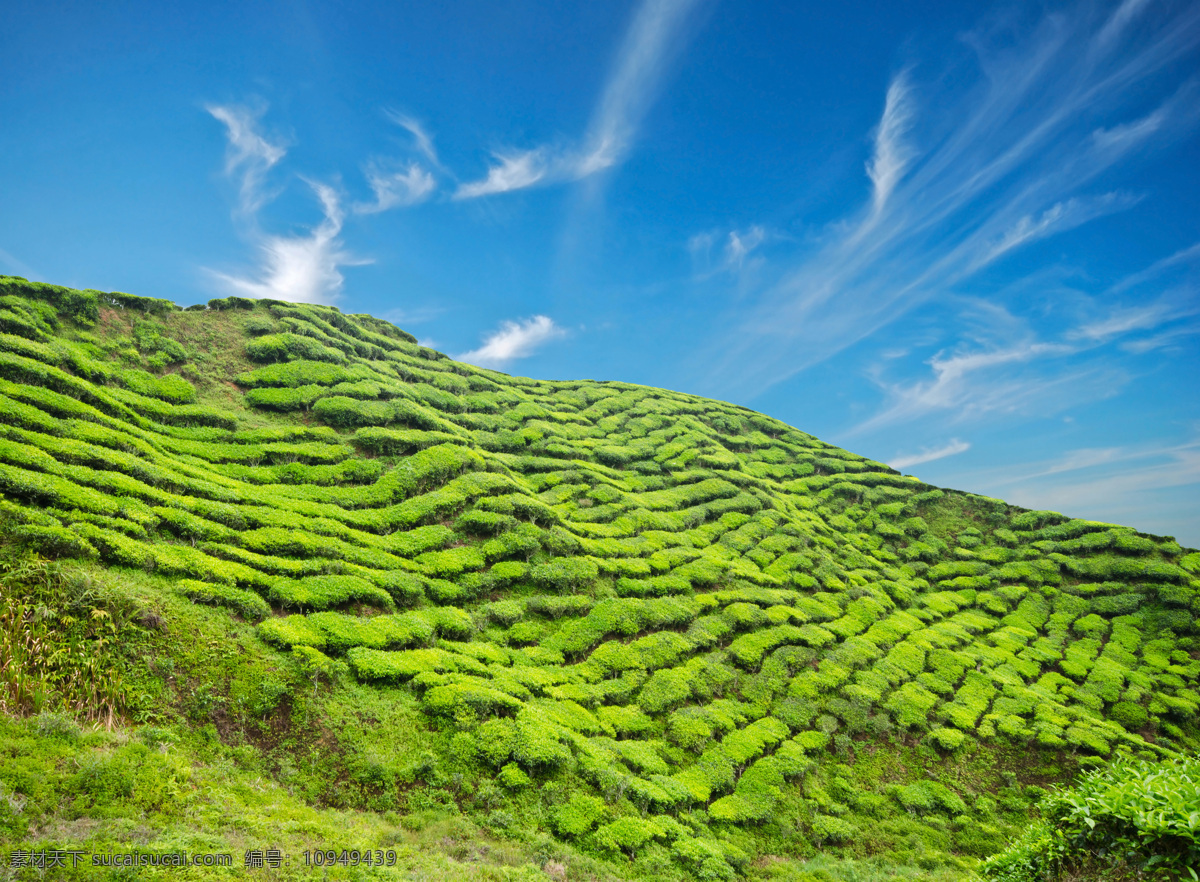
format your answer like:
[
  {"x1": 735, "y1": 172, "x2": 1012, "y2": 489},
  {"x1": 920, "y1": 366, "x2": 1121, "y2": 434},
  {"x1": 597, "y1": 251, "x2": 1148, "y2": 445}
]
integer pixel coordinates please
[{"x1": 2, "y1": 0, "x2": 1198, "y2": 546}]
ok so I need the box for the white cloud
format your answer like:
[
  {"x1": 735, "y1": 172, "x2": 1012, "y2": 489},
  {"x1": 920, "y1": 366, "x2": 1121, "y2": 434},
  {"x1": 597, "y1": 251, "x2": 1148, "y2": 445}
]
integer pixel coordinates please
[
  {"x1": 1092, "y1": 105, "x2": 1170, "y2": 155},
  {"x1": 457, "y1": 315, "x2": 567, "y2": 367},
  {"x1": 944, "y1": 436, "x2": 1200, "y2": 546},
  {"x1": 1072, "y1": 299, "x2": 1188, "y2": 342},
  {"x1": 454, "y1": 150, "x2": 548, "y2": 199},
  {"x1": 455, "y1": 0, "x2": 703, "y2": 199},
  {"x1": 209, "y1": 180, "x2": 366, "y2": 305},
  {"x1": 702, "y1": 1, "x2": 1200, "y2": 398},
  {"x1": 206, "y1": 103, "x2": 287, "y2": 215},
  {"x1": 1095, "y1": 0, "x2": 1154, "y2": 51},
  {"x1": 384, "y1": 111, "x2": 441, "y2": 168},
  {"x1": 1120, "y1": 321, "x2": 1200, "y2": 353},
  {"x1": 890, "y1": 439, "x2": 970, "y2": 470},
  {"x1": 205, "y1": 102, "x2": 368, "y2": 305},
  {"x1": 724, "y1": 226, "x2": 766, "y2": 270},
  {"x1": 356, "y1": 160, "x2": 436, "y2": 213},
  {"x1": 866, "y1": 72, "x2": 915, "y2": 213},
  {"x1": 1109, "y1": 240, "x2": 1200, "y2": 293},
  {"x1": 975, "y1": 192, "x2": 1141, "y2": 270},
  {"x1": 854, "y1": 340, "x2": 1087, "y2": 434},
  {"x1": 577, "y1": 0, "x2": 705, "y2": 175},
  {"x1": 689, "y1": 225, "x2": 768, "y2": 277}
]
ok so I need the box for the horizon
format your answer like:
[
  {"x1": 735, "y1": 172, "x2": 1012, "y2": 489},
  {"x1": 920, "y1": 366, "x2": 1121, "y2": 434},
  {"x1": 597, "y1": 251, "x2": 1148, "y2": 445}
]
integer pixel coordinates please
[{"x1": 2, "y1": 0, "x2": 1198, "y2": 546}]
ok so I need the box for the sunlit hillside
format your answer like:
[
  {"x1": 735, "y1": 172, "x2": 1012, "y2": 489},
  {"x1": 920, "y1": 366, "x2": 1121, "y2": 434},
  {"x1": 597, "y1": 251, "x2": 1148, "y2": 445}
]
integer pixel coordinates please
[{"x1": 1, "y1": 275, "x2": 1197, "y2": 881}]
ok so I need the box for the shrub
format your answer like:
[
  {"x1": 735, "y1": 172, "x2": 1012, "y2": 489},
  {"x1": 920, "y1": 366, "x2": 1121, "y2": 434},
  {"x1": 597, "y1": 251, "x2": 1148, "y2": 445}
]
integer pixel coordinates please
[
  {"x1": 982, "y1": 755, "x2": 1200, "y2": 881},
  {"x1": 474, "y1": 719, "x2": 518, "y2": 766},
  {"x1": 267, "y1": 575, "x2": 394, "y2": 611},
  {"x1": 531, "y1": 557, "x2": 599, "y2": 593},
  {"x1": 497, "y1": 763, "x2": 531, "y2": 789},
  {"x1": 637, "y1": 668, "x2": 693, "y2": 714},
  {"x1": 526, "y1": 594, "x2": 593, "y2": 619},
  {"x1": 423, "y1": 681, "x2": 523, "y2": 717},
  {"x1": 1108, "y1": 701, "x2": 1148, "y2": 731},
  {"x1": 13, "y1": 524, "x2": 98, "y2": 559},
  {"x1": 928, "y1": 727, "x2": 967, "y2": 751},
  {"x1": 313, "y1": 396, "x2": 395, "y2": 428},
  {"x1": 119, "y1": 369, "x2": 197, "y2": 404},
  {"x1": 178, "y1": 579, "x2": 270, "y2": 620},
  {"x1": 594, "y1": 817, "x2": 664, "y2": 854},
  {"x1": 352, "y1": 427, "x2": 462, "y2": 455},
  {"x1": 884, "y1": 681, "x2": 939, "y2": 728},
  {"x1": 237, "y1": 359, "x2": 353, "y2": 388},
  {"x1": 512, "y1": 708, "x2": 571, "y2": 768},
  {"x1": 245, "y1": 333, "x2": 345, "y2": 363},
  {"x1": 374, "y1": 571, "x2": 425, "y2": 606},
  {"x1": 244, "y1": 384, "x2": 325, "y2": 411},
  {"x1": 415, "y1": 545, "x2": 484, "y2": 578},
  {"x1": 554, "y1": 794, "x2": 606, "y2": 836},
  {"x1": 811, "y1": 814, "x2": 856, "y2": 845}
]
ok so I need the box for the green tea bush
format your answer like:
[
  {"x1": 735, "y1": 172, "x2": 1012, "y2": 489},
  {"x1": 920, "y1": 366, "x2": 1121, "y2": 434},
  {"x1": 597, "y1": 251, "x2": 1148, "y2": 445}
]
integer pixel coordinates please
[
  {"x1": 884, "y1": 681, "x2": 939, "y2": 728},
  {"x1": 237, "y1": 359, "x2": 354, "y2": 388},
  {"x1": 982, "y1": 755, "x2": 1200, "y2": 881},
  {"x1": 268, "y1": 575, "x2": 394, "y2": 611},
  {"x1": 352, "y1": 426, "x2": 462, "y2": 455},
  {"x1": 810, "y1": 814, "x2": 857, "y2": 845},
  {"x1": 313, "y1": 395, "x2": 395, "y2": 428},
  {"x1": 415, "y1": 545, "x2": 484, "y2": 577},
  {"x1": 178, "y1": 578, "x2": 270, "y2": 620},
  {"x1": 244, "y1": 384, "x2": 325, "y2": 411},
  {"x1": 594, "y1": 816, "x2": 666, "y2": 855},
  {"x1": 119, "y1": 369, "x2": 197, "y2": 404},
  {"x1": 637, "y1": 668, "x2": 694, "y2": 714},
  {"x1": 554, "y1": 793, "x2": 606, "y2": 836},
  {"x1": 423, "y1": 680, "x2": 524, "y2": 717},
  {"x1": 531, "y1": 557, "x2": 599, "y2": 592},
  {"x1": 373, "y1": 571, "x2": 425, "y2": 606},
  {"x1": 13, "y1": 523, "x2": 98, "y2": 559},
  {"x1": 245, "y1": 333, "x2": 346, "y2": 364}
]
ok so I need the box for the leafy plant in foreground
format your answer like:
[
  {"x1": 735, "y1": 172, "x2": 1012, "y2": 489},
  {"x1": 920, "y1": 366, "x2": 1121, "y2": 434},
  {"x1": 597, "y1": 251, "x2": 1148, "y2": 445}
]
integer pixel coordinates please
[{"x1": 982, "y1": 754, "x2": 1200, "y2": 881}]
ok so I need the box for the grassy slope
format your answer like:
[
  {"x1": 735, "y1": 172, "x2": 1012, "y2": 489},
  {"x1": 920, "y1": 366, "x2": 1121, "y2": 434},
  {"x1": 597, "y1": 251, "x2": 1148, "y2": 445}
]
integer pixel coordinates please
[{"x1": 0, "y1": 276, "x2": 1197, "y2": 881}]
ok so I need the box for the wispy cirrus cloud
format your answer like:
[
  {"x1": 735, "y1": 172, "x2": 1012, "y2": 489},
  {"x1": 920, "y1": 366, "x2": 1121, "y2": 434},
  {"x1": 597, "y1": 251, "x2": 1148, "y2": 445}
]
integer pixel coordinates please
[
  {"x1": 704, "y1": 0, "x2": 1200, "y2": 398},
  {"x1": 206, "y1": 103, "x2": 287, "y2": 216},
  {"x1": 866, "y1": 72, "x2": 915, "y2": 214},
  {"x1": 457, "y1": 315, "x2": 567, "y2": 368},
  {"x1": 689, "y1": 225, "x2": 768, "y2": 278},
  {"x1": 455, "y1": 0, "x2": 704, "y2": 199},
  {"x1": 384, "y1": 111, "x2": 442, "y2": 169},
  {"x1": 356, "y1": 159, "x2": 436, "y2": 213},
  {"x1": 973, "y1": 191, "x2": 1142, "y2": 270},
  {"x1": 854, "y1": 338, "x2": 1096, "y2": 435},
  {"x1": 1071, "y1": 298, "x2": 1194, "y2": 342},
  {"x1": 942, "y1": 434, "x2": 1200, "y2": 546},
  {"x1": 851, "y1": 235, "x2": 1198, "y2": 438},
  {"x1": 455, "y1": 149, "x2": 549, "y2": 200},
  {"x1": 209, "y1": 179, "x2": 367, "y2": 305},
  {"x1": 206, "y1": 103, "x2": 363, "y2": 305},
  {"x1": 576, "y1": 0, "x2": 705, "y2": 175},
  {"x1": 891, "y1": 439, "x2": 971, "y2": 470},
  {"x1": 354, "y1": 111, "x2": 442, "y2": 212}
]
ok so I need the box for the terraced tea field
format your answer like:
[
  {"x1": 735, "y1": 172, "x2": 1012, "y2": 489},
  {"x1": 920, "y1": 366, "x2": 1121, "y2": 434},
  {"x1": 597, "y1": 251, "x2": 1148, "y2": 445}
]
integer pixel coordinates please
[{"x1": 0, "y1": 274, "x2": 1197, "y2": 880}]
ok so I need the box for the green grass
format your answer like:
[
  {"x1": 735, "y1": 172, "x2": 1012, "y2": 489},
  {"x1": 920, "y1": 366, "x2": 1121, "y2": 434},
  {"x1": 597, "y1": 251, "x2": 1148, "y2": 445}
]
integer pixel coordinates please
[{"x1": 0, "y1": 274, "x2": 1198, "y2": 880}]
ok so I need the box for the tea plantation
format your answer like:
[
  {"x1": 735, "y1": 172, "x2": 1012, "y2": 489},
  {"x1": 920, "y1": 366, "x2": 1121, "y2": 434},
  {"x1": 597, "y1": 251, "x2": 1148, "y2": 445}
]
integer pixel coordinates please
[{"x1": 0, "y1": 275, "x2": 1197, "y2": 881}]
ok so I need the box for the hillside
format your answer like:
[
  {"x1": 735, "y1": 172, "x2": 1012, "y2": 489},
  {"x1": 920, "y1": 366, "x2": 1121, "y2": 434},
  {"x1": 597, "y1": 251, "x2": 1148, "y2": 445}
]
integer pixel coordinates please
[{"x1": 0, "y1": 274, "x2": 1197, "y2": 881}]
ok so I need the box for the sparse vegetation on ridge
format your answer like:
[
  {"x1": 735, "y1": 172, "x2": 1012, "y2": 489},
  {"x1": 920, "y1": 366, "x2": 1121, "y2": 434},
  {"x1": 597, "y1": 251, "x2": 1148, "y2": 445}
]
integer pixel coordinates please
[{"x1": 0, "y1": 275, "x2": 1197, "y2": 881}]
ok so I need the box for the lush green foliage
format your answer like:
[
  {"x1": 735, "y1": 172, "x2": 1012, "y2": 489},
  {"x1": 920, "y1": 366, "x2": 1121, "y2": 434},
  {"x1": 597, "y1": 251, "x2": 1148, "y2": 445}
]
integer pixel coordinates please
[
  {"x1": 982, "y1": 755, "x2": 1200, "y2": 881},
  {"x1": 0, "y1": 276, "x2": 1198, "y2": 881}
]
